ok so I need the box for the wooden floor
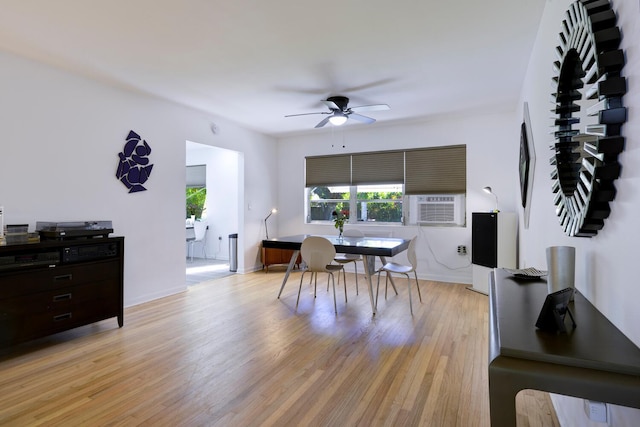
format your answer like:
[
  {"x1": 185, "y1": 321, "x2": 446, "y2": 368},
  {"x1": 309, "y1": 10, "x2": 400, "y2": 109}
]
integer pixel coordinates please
[{"x1": 0, "y1": 271, "x2": 559, "y2": 426}]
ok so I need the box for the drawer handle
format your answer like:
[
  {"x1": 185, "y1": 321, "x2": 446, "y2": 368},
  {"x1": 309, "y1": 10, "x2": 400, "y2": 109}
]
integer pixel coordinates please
[
  {"x1": 54, "y1": 274, "x2": 73, "y2": 282},
  {"x1": 53, "y1": 313, "x2": 72, "y2": 322},
  {"x1": 53, "y1": 293, "x2": 72, "y2": 302}
]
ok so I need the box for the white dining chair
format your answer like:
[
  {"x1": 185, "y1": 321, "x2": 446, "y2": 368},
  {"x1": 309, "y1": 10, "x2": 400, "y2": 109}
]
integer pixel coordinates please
[
  {"x1": 187, "y1": 220, "x2": 208, "y2": 262},
  {"x1": 375, "y1": 236, "x2": 422, "y2": 315},
  {"x1": 297, "y1": 236, "x2": 346, "y2": 314},
  {"x1": 333, "y1": 229, "x2": 365, "y2": 295}
]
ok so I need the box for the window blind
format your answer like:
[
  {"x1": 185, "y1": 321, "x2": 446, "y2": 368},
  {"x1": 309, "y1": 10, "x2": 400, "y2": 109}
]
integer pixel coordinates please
[
  {"x1": 305, "y1": 144, "x2": 466, "y2": 192},
  {"x1": 305, "y1": 155, "x2": 351, "y2": 186},
  {"x1": 404, "y1": 145, "x2": 466, "y2": 194},
  {"x1": 351, "y1": 151, "x2": 404, "y2": 185},
  {"x1": 186, "y1": 164, "x2": 206, "y2": 188}
]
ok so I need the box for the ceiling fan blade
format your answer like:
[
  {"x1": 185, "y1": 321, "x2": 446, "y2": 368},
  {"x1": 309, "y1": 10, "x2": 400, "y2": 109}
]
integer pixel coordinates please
[
  {"x1": 350, "y1": 104, "x2": 390, "y2": 113},
  {"x1": 314, "y1": 116, "x2": 331, "y2": 128},
  {"x1": 284, "y1": 112, "x2": 329, "y2": 117},
  {"x1": 348, "y1": 113, "x2": 376, "y2": 124},
  {"x1": 321, "y1": 100, "x2": 340, "y2": 110}
]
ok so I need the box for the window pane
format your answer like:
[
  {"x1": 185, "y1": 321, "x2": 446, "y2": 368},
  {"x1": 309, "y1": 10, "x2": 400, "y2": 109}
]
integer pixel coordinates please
[
  {"x1": 308, "y1": 186, "x2": 350, "y2": 222},
  {"x1": 356, "y1": 201, "x2": 403, "y2": 222},
  {"x1": 355, "y1": 184, "x2": 403, "y2": 223},
  {"x1": 186, "y1": 187, "x2": 206, "y2": 219}
]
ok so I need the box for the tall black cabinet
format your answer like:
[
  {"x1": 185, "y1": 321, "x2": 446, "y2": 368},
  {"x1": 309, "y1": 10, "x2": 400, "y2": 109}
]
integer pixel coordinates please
[{"x1": 471, "y1": 212, "x2": 516, "y2": 293}]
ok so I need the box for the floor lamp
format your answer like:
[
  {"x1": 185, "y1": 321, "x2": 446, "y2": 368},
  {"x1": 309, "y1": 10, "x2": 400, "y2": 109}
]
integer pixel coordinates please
[{"x1": 264, "y1": 208, "x2": 277, "y2": 239}]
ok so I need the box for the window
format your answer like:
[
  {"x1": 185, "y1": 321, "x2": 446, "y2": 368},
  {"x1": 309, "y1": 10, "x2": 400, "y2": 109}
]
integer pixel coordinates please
[
  {"x1": 305, "y1": 146, "x2": 466, "y2": 226},
  {"x1": 186, "y1": 165, "x2": 206, "y2": 219},
  {"x1": 307, "y1": 184, "x2": 403, "y2": 224}
]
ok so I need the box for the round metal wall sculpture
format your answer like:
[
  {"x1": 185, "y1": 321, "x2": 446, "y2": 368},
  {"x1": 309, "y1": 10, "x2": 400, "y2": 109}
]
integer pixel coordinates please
[{"x1": 551, "y1": 0, "x2": 626, "y2": 237}]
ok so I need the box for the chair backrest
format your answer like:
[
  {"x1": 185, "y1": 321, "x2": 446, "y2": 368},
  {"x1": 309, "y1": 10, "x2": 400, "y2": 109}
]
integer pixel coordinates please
[
  {"x1": 343, "y1": 229, "x2": 364, "y2": 238},
  {"x1": 407, "y1": 236, "x2": 418, "y2": 269},
  {"x1": 186, "y1": 227, "x2": 196, "y2": 241},
  {"x1": 301, "y1": 236, "x2": 336, "y2": 272},
  {"x1": 193, "y1": 221, "x2": 207, "y2": 241}
]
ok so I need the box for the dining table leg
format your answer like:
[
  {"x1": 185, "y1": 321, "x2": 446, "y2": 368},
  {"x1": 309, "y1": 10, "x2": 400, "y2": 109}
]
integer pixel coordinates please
[
  {"x1": 362, "y1": 255, "x2": 377, "y2": 315},
  {"x1": 277, "y1": 250, "x2": 300, "y2": 298}
]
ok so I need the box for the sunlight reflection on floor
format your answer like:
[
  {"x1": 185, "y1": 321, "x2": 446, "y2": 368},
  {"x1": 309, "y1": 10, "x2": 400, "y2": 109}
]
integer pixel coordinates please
[{"x1": 186, "y1": 263, "x2": 229, "y2": 274}]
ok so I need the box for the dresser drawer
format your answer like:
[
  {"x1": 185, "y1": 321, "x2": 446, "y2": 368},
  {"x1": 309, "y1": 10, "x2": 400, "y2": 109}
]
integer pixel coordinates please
[
  {"x1": 0, "y1": 259, "x2": 120, "y2": 298},
  {"x1": 0, "y1": 289, "x2": 76, "y2": 344}
]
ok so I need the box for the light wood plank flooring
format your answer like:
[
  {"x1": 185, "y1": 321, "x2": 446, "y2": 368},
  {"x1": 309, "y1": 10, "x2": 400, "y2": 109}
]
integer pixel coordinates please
[{"x1": 0, "y1": 271, "x2": 559, "y2": 426}]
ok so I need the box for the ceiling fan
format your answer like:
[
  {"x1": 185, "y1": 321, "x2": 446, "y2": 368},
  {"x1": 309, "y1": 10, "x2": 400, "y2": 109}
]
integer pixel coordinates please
[{"x1": 285, "y1": 96, "x2": 390, "y2": 128}]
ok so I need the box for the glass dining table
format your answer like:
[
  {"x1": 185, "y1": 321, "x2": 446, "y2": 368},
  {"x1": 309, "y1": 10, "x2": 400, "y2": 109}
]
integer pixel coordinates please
[{"x1": 262, "y1": 234, "x2": 411, "y2": 315}]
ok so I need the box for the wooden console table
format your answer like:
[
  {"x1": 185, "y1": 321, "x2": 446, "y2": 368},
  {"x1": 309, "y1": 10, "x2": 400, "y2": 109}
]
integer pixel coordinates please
[
  {"x1": 261, "y1": 246, "x2": 301, "y2": 272},
  {"x1": 488, "y1": 268, "x2": 640, "y2": 426}
]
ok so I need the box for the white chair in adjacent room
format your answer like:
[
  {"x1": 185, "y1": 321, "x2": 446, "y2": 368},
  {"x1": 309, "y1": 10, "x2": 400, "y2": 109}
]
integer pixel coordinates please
[
  {"x1": 333, "y1": 229, "x2": 365, "y2": 295},
  {"x1": 188, "y1": 220, "x2": 208, "y2": 262},
  {"x1": 297, "y1": 236, "x2": 346, "y2": 314},
  {"x1": 375, "y1": 236, "x2": 422, "y2": 315}
]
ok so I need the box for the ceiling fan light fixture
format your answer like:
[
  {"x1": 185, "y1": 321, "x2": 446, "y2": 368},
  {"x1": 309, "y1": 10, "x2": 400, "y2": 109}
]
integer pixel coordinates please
[{"x1": 329, "y1": 112, "x2": 348, "y2": 126}]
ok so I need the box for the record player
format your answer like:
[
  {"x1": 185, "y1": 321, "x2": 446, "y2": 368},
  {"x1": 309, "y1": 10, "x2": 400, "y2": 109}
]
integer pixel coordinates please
[{"x1": 36, "y1": 221, "x2": 113, "y2": 240}]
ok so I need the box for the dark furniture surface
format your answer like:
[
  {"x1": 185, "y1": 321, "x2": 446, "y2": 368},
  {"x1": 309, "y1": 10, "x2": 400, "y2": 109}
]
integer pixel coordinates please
[
  {"x1": 0, "y1": 237, "x2": 124, "y2": 349},
  {"x1": 262, "y1": 234, "x2": 410, "y2": 257},
  {"x1": 489, "y1": 268, "x2": 640, "y2": 426},
  {"x1": 263, "y1": 234, "x2": 410, "y2": 315},
  {"x1": 472, "y1": 212, "x2": 499, "y2": 267}
]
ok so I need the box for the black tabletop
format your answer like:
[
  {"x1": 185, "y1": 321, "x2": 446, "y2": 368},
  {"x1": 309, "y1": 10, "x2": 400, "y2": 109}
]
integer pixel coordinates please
[
  {"x1": 262, "y1": 234, "x2": 410, "y2": 257},
  {"x1": 492, "y1": 268, "x2": 640, "y2": 376}
]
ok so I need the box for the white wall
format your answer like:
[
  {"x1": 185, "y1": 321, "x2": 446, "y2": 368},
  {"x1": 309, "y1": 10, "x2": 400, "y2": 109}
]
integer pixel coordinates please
[
  {"x1": 0, "y1": 50, "x2": 277, "y2": 306},
  {"x1": 276, "y1": 111, "x2": 521, "y2": 284},
  {"x1": 519, "y1": 0, "x2": 640, "y2": 424}
]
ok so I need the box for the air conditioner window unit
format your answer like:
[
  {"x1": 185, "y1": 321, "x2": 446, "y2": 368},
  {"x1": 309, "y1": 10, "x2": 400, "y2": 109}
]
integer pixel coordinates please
[{"x1": 410, "y1": 194, "x2": 465, "y2": 226}]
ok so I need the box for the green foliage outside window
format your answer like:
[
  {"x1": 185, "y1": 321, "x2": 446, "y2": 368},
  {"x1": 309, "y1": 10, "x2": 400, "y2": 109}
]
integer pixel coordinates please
[
  {"x1": 186, "y1": 187, "x2": 206, "y2": 218},
  {"x1": 309, "y1": 186, "x2": 402, "y2": 223},
  {"x1": 357, "y1": 191, "x2": 403, "y2": 222}
]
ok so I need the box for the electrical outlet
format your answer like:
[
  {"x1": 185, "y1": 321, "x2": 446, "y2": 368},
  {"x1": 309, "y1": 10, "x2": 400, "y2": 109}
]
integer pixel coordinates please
[
  {"x1": 457, "y1": 245, "x2": 467, "y2": 255},
  {"x1": 584, "y1": 400, "x2": 608, "y2": 423}
]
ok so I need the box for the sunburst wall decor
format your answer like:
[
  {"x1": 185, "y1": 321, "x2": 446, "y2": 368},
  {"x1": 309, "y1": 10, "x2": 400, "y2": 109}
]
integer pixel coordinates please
[{"x1": 550, "y1": 0, "x2": 627, "y2": 237}]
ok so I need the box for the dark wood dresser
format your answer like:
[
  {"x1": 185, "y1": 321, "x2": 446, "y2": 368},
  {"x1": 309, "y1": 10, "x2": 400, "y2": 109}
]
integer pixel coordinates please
[{"x1": 0, "y1": 237, "x2": 124, "y2": 348}]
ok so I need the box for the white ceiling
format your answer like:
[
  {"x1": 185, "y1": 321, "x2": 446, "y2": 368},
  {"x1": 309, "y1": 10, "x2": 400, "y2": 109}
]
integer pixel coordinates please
[{"x1": 0, "y1": 1, "x2": 546, "y2": 137}]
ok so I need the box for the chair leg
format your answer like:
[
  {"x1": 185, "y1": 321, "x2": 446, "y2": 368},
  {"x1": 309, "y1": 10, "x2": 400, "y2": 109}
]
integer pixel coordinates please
[
  {"x1": 414, "y1": 271, "x2": 422, "y2": 302},
  {"x1": 385, "y1": 273, "x2": 390, "y2": 299},
  {"x1": 342, "y1": 268, "x2": 347, "y2": 303},
  {"x1": 313, "y1": 273, "x2": 318, "y2": 298},
  {"x1": 388, "y1": 271, "x2": 399, "y2": 296},
  {"x1": 354, "y1": 262, "x2": 359, "y2": 295},
  {"x1": 329, "y1": 273, "x2": 337, "y2": 314},
  {"x1": 406, "y1": 274, "x2": 413, "y2": 315},
  {"x1": 375, "y1": 270, "x2": 381, "y2": 309},
  {"x1": 296, "y1": 271, "x2": 306, "y2": 309},
  {"x1": 338, "y1": 266, "x2": 347, "y2": 303}
]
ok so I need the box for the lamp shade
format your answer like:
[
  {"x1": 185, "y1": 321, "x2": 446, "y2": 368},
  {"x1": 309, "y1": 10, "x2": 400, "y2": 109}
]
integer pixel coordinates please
[{"x1": 482, "y1": 187, "x2": 499, "y2": 212}]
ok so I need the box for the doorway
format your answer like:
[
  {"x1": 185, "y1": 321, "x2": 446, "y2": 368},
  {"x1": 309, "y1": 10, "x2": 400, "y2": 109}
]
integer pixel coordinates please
[{"x1": 185, "y1": 141, "x2": 240, "y2": 285}]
